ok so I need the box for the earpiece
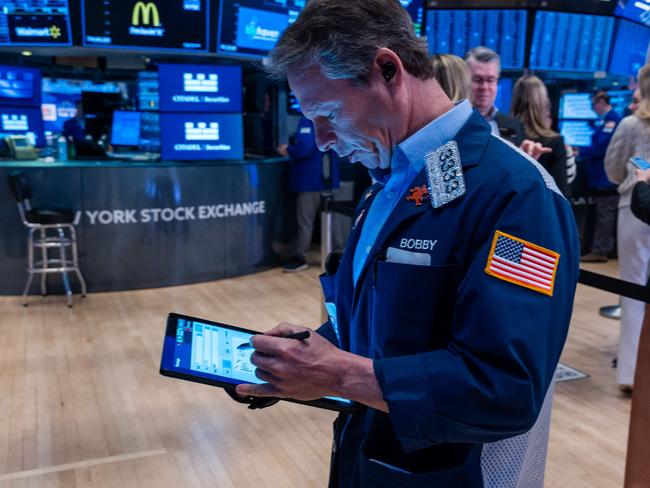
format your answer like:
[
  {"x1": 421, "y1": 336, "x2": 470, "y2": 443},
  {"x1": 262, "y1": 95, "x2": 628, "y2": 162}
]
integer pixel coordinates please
[{"x1": 382, "y1": 62, "x2": 396, "y2": 82}]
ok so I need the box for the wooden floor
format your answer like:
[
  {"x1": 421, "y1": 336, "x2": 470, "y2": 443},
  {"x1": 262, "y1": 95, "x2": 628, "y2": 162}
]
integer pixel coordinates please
[{"x1": 0, "y1": 258, "x2": 632, "y2": 487}]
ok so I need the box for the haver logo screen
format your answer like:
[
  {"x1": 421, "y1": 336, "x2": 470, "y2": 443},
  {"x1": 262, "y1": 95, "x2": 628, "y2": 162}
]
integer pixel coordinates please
[{"x1": 130, "y1": 1, "x2": 165, "y2": 37}]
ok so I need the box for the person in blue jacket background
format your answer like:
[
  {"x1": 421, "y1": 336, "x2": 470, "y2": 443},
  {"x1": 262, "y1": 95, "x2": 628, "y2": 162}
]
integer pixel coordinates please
[
  {"x1": 579, "y1": 91, "x2": 622, "y2": 262},
  {"x1": 278, "y1": 115, "x2": 340, "y2": 272},
  {"x1": 235, "y1": 1, "x2": 580, "y2": 486}
]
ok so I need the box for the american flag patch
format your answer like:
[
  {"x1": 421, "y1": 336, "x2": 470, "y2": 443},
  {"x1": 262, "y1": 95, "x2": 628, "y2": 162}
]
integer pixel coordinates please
[{"x1": 485, "y1": 231, "x2": 560, "y2": 296}]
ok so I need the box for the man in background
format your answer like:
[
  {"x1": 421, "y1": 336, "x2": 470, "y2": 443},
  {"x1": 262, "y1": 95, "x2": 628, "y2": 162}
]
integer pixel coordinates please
[
  {"x1": 465, "y1": 46, "x2": 525, "y2": 147},
  {"x1": 278, "y1": 115, "x2": 339, "y2": 272},
  {"x1": 580, "y1": 91, "x2": 622, "y2": 263}
]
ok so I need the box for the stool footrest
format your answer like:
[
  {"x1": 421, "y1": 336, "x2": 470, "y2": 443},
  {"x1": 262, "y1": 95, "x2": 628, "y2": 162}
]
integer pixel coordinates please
[{"x1": 28, "y1": 266, "x2": 81, "y2": 274}]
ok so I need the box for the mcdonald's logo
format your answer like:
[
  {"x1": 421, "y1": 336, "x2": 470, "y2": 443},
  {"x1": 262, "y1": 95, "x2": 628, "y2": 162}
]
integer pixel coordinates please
[{"x1": 132, "y1": 2, "x2": 161, "y2": 26}]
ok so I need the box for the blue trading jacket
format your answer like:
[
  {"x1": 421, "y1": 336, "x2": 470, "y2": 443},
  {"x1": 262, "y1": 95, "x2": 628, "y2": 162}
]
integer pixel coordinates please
[
  {"x1": 287, "y1": 116, "x2": 340, "y2": 193},
  {"x1": 581, "y1": 109, "x2": 622, "y2": 190},
  {"x1": 318, "y1": 112, "x2": 580, "y2": 487}
]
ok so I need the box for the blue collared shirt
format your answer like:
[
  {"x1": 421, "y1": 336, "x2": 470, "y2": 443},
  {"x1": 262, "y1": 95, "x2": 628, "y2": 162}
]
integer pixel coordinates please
[{"x1": 352, "y1": 100, "x2": 473, "y2": 285}]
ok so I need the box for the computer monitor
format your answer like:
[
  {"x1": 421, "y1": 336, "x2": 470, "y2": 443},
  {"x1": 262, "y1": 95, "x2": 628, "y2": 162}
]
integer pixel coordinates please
[
  {"x1": 0, "y1": 0, "x2": 72, "y2": 46},
  {"x1": 609, "y1": 19, "x2": 650, "y2": 77},
  {"x1": 158, "y1": 64, "x2": 243, "y2": 113},
  {"x1": 530, "y1": 11, "x2": 614, "y2": 72},
  {"x1": 217, "y1": 0, "x2": 306, "y2": 59},
  {"x1": 608, "y1": 89, "x2": 634, "y2": 117},
  {"x1": 400, "y1": 0, "x2": 425, "y2": 36},
  {"x1": 111, "y1": 110, "x2": 161, "y2": 150},
  {"x1": 82, "y1": 91, "x2": 124, "y2": 141},
  {"x1": 0, "y1": 107, "x2": 44, "y2": 147},
  {"x1": 0, "y1": 65, "x2": 42, "y2": 108},
  {"x1": 559, "y1": 93, "x2": 598, "y2": 120},
  {"x1": 615, "y1": 0, "x2": 650, "y2": 26},
  {"x1": 559, "y1": 120, "x2": 595, "y2": 147},
  {"x1": 82, "y1": 0, "x2": 209, "y2": 52},
  {"x1": 160, "y1": 113, "x2": 244, "y2": 160},
  {"x1": 138, "y1": 71, "x2": 159, "y2": 111},
  {"x1": 41, "y1": 78, "x2": 124, "y2": 134},
  {"x1": 426, "y1": 9, "x2": 527, "y2": 69}
]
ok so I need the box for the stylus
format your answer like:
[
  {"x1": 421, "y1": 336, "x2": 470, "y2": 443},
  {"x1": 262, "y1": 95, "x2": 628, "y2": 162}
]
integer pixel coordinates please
[{"x1": 236, "y1": 330, "x2": 311, "y2": 350}]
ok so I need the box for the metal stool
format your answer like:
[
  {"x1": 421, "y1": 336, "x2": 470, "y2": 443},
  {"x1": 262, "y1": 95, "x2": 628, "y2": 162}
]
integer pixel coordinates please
[{"x1": 8, "y1": 173, "x2": 87, "y2": 307}]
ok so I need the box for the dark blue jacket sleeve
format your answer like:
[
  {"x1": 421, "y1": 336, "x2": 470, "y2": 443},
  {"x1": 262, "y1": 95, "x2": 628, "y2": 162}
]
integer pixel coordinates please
[
  {"x1": 373, "y1": 178, "x2": 580, "y2": 450},
  {"x1": 316, "y1": 321, "x2": 339, "y2": 345}
]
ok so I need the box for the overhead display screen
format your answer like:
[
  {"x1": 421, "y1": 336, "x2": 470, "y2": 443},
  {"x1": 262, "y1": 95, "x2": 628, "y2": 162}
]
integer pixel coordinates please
[
  {"x1": 160, "y1": 113, "x2": 244, "y2": 160},
  {"x1": 158, "y1": 64, "x2": 242, "y2": 113},
  {"x1": 615, "y1": 0, "x2": 650, "y2": 26},
  {"x1": 426, "y1": 10, "x2": 527, "y2": 69},
  {"x1": 0, "y1": 0, "x2": 72, "y2": 46},
  {"x1": 559, "y1": 93, "x2": 598, "y2": 120},
  {"x1": 217, "y1": 0, "x2": 306, "y2": 59},
  {"x1": 0, "y1": 66, "x2": 41, "y2": 108},
  {"x1": 400, "y1": 0, "x2": 425, "y2": 36},
  {"x1": 530, "y1": 11, "x2": 614, "y2": 72},
  {"x1": 82, "y1": 0, "x2": 209, "y2": 52},
  {"x1": 609, "y1": 19, "x2": 650, "y2": 76},
  {"x1": 0, "y1": 107, "x2": 44, "y2": 146}
]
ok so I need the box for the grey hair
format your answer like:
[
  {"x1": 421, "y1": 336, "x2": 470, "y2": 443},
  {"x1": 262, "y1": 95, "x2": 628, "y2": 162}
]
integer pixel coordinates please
[
  {"x1": 266, "y1": 0, "x2": 434, "y2": 85},
  {"x1": 465, "y1": 46, "x2": 501, "y2": 73}
]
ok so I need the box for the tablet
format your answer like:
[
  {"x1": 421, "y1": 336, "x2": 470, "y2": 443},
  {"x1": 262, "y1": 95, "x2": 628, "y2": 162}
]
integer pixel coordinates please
[{"x1": 159, "y1": 313, "x2": 361, "y2": 414}]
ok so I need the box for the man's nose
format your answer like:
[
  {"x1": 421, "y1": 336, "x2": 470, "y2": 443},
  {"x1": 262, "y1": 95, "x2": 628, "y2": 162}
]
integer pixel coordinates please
[{"x1": 315, "y1": 121, "x2": 336, "y2": 152}]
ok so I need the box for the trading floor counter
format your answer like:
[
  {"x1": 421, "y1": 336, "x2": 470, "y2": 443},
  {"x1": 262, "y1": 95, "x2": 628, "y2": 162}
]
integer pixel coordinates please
[{"x1": 0, "y1": 158, "x2": 292, "y2": 295}]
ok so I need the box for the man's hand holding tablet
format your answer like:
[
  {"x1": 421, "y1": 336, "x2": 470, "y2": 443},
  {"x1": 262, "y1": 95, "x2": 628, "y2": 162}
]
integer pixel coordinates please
[{"x1": 235, "y1": 322, "x2": 388, "y2": 412}]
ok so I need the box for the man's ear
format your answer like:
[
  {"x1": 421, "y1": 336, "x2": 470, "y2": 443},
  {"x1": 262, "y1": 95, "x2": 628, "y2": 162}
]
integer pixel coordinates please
[{"x1": 373, "y1": 48, "x2": 403, "y2": 87}]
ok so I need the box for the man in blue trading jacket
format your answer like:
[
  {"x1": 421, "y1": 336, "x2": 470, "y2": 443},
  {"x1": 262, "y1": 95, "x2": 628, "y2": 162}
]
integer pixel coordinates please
[
  {"x1": 579, "y1": 91, "x2": 622, "y2": 263},
  {"x1": 278, "y1": 115, "x2": 340, "y2": 272},
  {"x1": 235, "y1": 0, "x2": 580, "y2": 486}
]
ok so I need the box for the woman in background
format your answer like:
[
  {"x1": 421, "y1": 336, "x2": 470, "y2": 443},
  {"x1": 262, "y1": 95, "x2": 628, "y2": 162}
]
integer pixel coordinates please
[
  {"x1": 510, "y1": 75, "x2": 570, "y2": 196},
  {"x1": 605, "y1": 63, "x2": 650, "y2": 393},
  {"x1": 431, "y1": 54, "x2": 471, "y2": 102}
]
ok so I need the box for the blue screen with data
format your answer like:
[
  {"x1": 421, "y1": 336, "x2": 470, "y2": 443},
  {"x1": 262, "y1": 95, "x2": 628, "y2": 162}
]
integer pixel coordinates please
[
  {"x1": 0, "y1": 65, "x2": 41, "y2": 107},
  {"x1": 158, "y1": 64, "x2": 242, "y2": 113},
  {"x1": 160, "y1": 113, "x2": 243, "y2": 160},
  {"x1": 559, "y1": 120, "x2": 595, "y2": 147},
  {"x1": 616, "y1": 0, "x2": 650, "y2": 26},
  {"x1": 0, "y1": 0, "x2": 71, "y2": 46},
  {"x1": 400, "y1": 0, "x2": 425, "y2": 36},
  {"x1": 530, "y1": 11, "x2": 614, "y2": 72},
  {"x1": 426, "y1": 10, "x2": 527, "y2": 69},
  {"x1": 82, "y1": 0, "x2": 208, "y2": 52},
  {"x1": 0, "y1": 107, "x2": 44, "y2": 146},
  {"x1": 218, "y1": 0, "x2": 306, "y2": 59},
  {"x1": 609, "y1": 19, "x2": 650, "y2": 76}
]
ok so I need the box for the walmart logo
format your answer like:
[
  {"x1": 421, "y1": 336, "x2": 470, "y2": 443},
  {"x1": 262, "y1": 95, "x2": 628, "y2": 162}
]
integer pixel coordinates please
[
  {"x1": 130, "y1": 2, "x2": 165, "y2": 37},
  {"x1": 15, "y1": 25, "x2": 62, "y2": 39},
  {"x1": 49, "y1": 25, "x2": 61, "y2": 39},
  {"x1": 244, "y1": 18, "x2": 280, "y2": 43}
]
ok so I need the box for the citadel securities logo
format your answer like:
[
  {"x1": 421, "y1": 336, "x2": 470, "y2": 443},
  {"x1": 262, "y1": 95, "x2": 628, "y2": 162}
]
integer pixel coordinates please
[
  {"x1": 244, "y1": 18, "x2": 280, "y2": 43},
  {"x1": 73, "y1": 201, "x2": 267, "y2": 225},
  {"x1": 130, "y1": 1, "x2": 165, "y2": 37}
]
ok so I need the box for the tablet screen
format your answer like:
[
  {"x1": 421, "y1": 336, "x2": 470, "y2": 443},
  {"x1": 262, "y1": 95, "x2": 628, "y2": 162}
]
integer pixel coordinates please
[
  {"x1": 161, "y1": 314, "x2": 355, "y2": 411},
  {"x1": 172, "y1": 317, "x2": 262, "y2": 385}
]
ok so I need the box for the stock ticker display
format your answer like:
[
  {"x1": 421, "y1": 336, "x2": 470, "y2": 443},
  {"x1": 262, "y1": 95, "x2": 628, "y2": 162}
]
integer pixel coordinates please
[
  {"x1": 0, "y1": 0, "x2": 71, "y2": 46},
  {"x1": 82, "y1": 0, "x2": 208, "y2": 51},
  {"x1": 426, "y1": 10, "x2": 527, "y2": 69},
  {"x1": 530, "y1": 11, "x2": 614, "y2": 72},
  {"x1": 609, "y1": 19, "x2": 650, "y2": 76},
  {"x1": 217, "y1": 0, "x2": 306, "y2": 59},
  {"x1": 615, "y1": 0, "x2": 650, "y2": 27}
]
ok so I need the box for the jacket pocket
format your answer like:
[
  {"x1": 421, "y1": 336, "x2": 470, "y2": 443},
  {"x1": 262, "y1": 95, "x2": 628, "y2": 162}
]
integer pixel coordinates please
[{"x1": 370, "y1": 261, "x2": 462, "y2": 357}]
